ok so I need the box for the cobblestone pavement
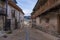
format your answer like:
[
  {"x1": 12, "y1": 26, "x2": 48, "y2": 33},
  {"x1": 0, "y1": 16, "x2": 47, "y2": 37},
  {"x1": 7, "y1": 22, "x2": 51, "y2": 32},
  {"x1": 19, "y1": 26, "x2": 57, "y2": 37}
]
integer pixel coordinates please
[
  {"x1": 0, "y1": 29, "x2": 25, "y2": 40},
  {"x1": 0, "y1": 26, "x2": 59, "y2": 40}
]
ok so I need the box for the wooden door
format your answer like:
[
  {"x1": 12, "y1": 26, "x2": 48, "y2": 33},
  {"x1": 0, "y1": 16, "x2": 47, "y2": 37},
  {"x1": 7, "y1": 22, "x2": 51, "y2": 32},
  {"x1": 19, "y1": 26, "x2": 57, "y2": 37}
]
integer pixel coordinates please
[
  {"x1": 58, "y1": 14, "x2": 60, "y2": 34},
  {"x1": 0, "y1": 16, "x2": 5, "y2": 31}
]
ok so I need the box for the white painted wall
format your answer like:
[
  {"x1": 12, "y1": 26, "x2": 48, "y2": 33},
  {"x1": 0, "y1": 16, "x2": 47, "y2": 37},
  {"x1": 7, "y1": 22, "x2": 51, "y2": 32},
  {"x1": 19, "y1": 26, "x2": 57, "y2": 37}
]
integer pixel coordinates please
[
  {"x1": 20, "y1": 12, "x2": 24, "y2": 28},
  {"x1": 7, "y1": 5, "x2": 12, "y2": 19},
  {"x1": 1, "y1": 3, "x2": 24, "y2": 29},
  {"x1": 15, "y1": 10, "x2": 20, "y2": 22}
]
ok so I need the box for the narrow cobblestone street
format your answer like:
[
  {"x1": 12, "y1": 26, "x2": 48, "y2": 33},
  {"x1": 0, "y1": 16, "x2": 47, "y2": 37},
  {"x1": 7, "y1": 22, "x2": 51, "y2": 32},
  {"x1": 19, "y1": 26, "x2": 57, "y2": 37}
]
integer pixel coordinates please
[
  {"x1": 0, "y1": 25, "x2": 59, "y2": 40},
  {"x1": 1, "y1": 0, "x2": 60, "y2": 40}
]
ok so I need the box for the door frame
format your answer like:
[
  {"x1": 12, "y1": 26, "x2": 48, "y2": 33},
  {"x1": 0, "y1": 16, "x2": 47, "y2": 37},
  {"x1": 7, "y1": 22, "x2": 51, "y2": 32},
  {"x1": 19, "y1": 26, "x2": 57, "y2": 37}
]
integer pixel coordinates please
[{"x1": 57, "y1": 14, "x2": 60, "y2": 34}]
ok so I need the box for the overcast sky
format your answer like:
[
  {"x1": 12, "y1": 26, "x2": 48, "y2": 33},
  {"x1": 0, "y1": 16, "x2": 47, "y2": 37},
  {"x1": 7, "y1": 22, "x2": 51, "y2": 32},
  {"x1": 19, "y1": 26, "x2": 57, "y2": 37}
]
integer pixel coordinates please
[{"x1": 16, "y1": 0, "x2": 37, "y2": 16}]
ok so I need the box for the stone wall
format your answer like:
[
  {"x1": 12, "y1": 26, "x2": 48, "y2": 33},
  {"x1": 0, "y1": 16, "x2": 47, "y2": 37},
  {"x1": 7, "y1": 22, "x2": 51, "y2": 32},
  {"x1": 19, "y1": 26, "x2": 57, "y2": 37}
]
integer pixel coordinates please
[
  {"x1": 48, "y1": 13, "x2": 58, "y2": 35},
  {"x1": 33, "y1": 12, "x2": 59, "y2": 37}
]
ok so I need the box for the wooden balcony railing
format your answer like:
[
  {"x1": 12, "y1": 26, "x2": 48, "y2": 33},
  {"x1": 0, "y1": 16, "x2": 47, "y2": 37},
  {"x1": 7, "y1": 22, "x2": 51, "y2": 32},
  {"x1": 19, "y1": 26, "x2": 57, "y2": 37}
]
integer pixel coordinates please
[
  {"x1": 32, "y1": 0, "x2": 60, "y2": 18},
  {"x1": 40, "y1": 0, "x2": 59, "y2": 14},
  {"x1": 0, "y1": 7, "x2": 6, "y2": 15}
]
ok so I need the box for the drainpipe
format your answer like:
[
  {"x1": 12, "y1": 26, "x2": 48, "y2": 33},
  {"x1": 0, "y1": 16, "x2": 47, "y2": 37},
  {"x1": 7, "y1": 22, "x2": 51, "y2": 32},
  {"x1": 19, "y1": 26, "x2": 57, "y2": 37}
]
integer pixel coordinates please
[
  {"x1": 4, "y1": 0, "x2": 8, "y2": 31},
  {"x1": 19, "y1": 12, "x2": 20, "y2": 29},
  {"x1": 5, "y1": 0, "x2": 8, "y2": 16}
]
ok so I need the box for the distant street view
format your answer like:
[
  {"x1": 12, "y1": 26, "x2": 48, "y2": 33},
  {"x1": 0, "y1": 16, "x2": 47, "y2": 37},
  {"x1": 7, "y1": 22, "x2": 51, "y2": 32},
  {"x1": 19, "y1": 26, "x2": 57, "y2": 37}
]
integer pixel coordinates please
[{"x1": 0, "y1": 0, "x2": 60, "y2": 40}]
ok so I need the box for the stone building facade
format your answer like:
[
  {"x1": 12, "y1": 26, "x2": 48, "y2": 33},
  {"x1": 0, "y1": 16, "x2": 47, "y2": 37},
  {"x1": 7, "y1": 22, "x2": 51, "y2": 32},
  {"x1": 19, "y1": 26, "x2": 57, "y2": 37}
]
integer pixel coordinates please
[
  {"x1": 0, "y1": 0, "x2": 24, "y2": 32},
  {"x1": 31, "y1": 0, "x2": 60, "y2": 38}
]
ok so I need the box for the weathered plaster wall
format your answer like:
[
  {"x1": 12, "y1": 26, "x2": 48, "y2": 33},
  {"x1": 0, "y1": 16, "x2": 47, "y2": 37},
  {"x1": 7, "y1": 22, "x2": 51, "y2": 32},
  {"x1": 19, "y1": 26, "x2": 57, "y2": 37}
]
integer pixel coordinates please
[{"x1": 36, "y1": 17, "x2": 40, "y2": 26}]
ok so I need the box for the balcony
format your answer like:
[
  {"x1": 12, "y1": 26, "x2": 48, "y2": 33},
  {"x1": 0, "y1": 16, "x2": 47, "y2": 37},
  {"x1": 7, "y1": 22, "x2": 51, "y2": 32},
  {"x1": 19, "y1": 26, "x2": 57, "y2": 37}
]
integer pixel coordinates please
[
  {"x1": 32, "y1": 0, "x2": 60, "y2": 18},
  {"x1": 39, "y1": 0, "x2": 58, "y2": 13},
  {"x1": 0, "y1": 7, "x2": 6, "y2": 16},
  {"x1": 33, "y1": 0, "x2": 48, "y2": 11}
]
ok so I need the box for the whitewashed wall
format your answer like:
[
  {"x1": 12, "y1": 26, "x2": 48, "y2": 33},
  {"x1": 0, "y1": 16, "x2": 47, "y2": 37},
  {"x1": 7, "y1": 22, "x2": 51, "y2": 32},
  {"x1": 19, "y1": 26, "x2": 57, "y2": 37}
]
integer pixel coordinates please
[
  {"x1": 15, "y1": 10, "x2": 20, "y2": 22},
  {"x1": 20, "y1": 12, "x2": 24, "y2": 28},
  {"x1": 7, "y1": 5, "x2": 12, "y2": 19},
  {"x1": 3, "y1": 3, "x2": 24, "y2": 29}
]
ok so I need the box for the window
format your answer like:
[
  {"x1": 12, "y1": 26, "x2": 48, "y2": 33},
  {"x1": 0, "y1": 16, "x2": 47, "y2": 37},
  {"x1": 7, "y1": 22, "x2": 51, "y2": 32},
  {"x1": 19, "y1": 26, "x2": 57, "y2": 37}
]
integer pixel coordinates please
[
  {"x1": 11, "y1": 10, "x2": 15, "y2": 18},
  {"x1": 40, "y1": 18, "x2": 41, "y2": 23},
  {"x1": 46, "y1": 18, "x2": 49, "y2": 23}
]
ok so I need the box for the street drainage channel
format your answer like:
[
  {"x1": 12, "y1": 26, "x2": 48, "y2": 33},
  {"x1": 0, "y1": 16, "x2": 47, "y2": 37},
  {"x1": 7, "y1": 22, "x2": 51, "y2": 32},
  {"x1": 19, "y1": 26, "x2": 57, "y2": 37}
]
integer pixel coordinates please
[{"x1": 25, "y1": 27, "x2": 29, "y2": 40}]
